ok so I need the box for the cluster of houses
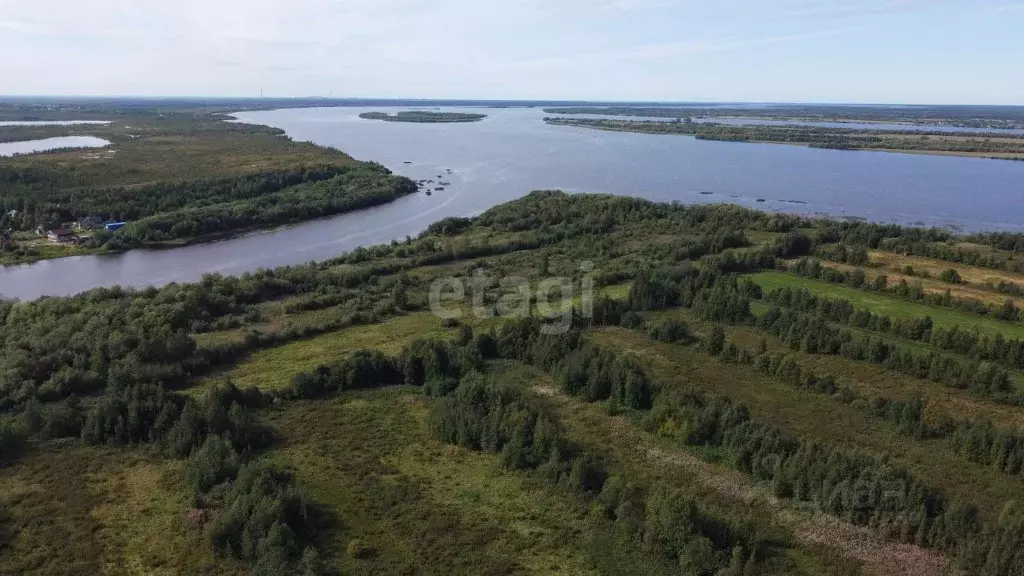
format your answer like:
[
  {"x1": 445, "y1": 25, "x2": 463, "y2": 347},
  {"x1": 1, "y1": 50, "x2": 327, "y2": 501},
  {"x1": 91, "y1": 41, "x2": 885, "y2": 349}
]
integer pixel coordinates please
[{"x1": 42, "y1": 216, "x2": 127, "y2": 243}]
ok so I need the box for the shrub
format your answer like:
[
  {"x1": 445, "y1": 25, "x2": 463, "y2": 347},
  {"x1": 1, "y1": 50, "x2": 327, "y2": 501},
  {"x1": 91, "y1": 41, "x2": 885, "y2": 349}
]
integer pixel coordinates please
[
  {"x1": 704, "y1": 326, "x2": 726, "y2": 356},
  {"x1": 0, "y1": 418, "x2": 28, "y2": 463},
  {"x1": 647, "y1": 320, "x2": 692, "y2": 343},
  {"x1": 184, "y1": 435, "x2": 240, "y2": 495},
  {"x1": 939, "y1": 268, "x2": 962, "y2": 284}
]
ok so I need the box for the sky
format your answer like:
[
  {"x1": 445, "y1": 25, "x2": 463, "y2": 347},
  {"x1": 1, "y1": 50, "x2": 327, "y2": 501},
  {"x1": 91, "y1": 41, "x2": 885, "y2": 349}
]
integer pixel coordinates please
[{"x1": 1, "y1": 0, "x2": 1023, "y2": 104}]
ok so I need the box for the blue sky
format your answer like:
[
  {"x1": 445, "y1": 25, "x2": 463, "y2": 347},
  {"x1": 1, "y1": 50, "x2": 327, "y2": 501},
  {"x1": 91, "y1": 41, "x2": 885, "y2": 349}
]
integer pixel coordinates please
[{"x1": 1, "y1": 0, "x2": 1022, "y2": 104}]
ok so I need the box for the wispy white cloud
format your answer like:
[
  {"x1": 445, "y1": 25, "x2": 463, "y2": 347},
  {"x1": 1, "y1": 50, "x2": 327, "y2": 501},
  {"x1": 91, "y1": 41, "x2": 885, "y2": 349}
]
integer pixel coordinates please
[
  {"x1": 787, "y1": 0, "x2": 957, "y2": 19},
  {"x1": 511, "y1": 26, "x2": 863, "y2": 70}
]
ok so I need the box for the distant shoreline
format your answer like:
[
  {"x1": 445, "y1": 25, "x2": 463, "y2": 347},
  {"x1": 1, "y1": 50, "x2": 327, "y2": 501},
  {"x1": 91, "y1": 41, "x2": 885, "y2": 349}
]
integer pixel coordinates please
[
  {"x1": 359, "y1": 111, "x2": 487, "y2": 123},
  {"x1": 545, "y1": 117, "x2": 1024, "y2": 161}
]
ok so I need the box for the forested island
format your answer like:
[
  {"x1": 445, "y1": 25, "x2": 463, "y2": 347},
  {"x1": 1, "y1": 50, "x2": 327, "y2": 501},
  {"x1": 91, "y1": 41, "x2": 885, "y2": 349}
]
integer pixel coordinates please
[
  {"x1": 545, "y1": 116, "x2": 1024, "y2": 160},
  {"x1": 3, "y1": 190, "x2": 1024, "y2": 575},
  {"x1": 0, "y1": 104, "x2": 417, "y2": 265},
  {"x1": 359, "y1": 111, "x2": 487, "y2": 123},
  {"x1": 543, "y1": 105, "x2": 1024, "y2": 130}
]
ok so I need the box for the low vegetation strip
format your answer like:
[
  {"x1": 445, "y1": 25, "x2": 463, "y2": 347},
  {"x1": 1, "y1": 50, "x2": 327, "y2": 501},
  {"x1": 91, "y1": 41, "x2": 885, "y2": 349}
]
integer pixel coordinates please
[
  {"x1": 540, "y1": 105, "x2": 1024, "y2": 130},
  {"x1": 867, "y1": 249, "x2": 1024, "y2": 289},
  {"x1": 545, "y1": 117, "x2": 1024, "y2": 160},
  {"x1": 359, "y1": 111, "x2": 486, "y2": 123}
]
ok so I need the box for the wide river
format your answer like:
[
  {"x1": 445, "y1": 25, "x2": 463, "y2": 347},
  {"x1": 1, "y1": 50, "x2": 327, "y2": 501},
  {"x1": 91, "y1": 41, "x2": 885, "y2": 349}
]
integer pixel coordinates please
[{"x1": 2, "y1": 106, "x2": 1023, "y2": 300}]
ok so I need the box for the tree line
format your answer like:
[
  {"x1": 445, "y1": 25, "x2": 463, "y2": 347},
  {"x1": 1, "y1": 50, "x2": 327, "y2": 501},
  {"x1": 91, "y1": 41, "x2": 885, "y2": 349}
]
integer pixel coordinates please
[
  {"x1": 756, "y1": 305, "x2": 1016, "y2": 402},
  {"x1": 101, "y1": 168, "x2": 417, "y2": 247},
  {"x1": 0, "y1": 165, "x2": 345, "y2": 229},
  {"x1": 764, "y1": 285, "x2": 1024, "y2": 373}
]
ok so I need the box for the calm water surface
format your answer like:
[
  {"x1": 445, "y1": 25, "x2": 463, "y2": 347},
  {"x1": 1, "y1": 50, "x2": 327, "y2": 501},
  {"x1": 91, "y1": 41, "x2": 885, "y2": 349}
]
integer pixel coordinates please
[
  {"x1": 2, "y1": 106, "x2": 1023, "y2": 300},
  {"x1": 0, "y1": 136, "x2": 111, "y2": 157}
]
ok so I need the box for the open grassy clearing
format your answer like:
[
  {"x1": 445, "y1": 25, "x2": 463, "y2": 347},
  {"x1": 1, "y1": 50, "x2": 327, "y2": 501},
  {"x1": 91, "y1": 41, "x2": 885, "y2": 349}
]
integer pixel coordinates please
[
  {"x1": 745, "y1": 230, "x2": 786, "y2": 246},
  {"x1": 819, "y1": 259, "x2": 1024, "y2": 309},
  {"x1": 867, "y1": 250, "x2": 1024, "y2": 289},
  {"x1": 194, "y1": 313, "x2": 457, "y2": 392},
  {"x1": 750, "y1": 271, "x2": 1024, "y2": 339},
  {"x1": 0, "y1": 446, "x2": 241, "y2": 576},
  {"x1": 265, "y1": 386, "x2": 598, "y2": 576},
  {"x1": 587, "y1": 327, "x2": 1024, "y2": 522},
  {"x1": 950, "y1": 242, "x2": 1020, "y2": 265},
  {"x1": 191, "y1": 280, "x2": 633, "y2": 394}
]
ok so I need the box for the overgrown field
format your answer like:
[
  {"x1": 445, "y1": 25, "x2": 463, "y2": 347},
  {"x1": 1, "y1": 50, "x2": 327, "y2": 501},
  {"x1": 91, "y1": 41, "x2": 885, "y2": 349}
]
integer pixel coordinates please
[
  {"x1": 3, "y1": 191, "x2": 1024, "y2": 575},
  {"x1": 749, "y1": 271, "x2": 1024, "y2": 339}
]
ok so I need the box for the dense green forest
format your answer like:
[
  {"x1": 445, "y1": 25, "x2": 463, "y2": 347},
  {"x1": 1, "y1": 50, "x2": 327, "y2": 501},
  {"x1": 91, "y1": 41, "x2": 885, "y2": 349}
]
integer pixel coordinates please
[
  {"x1": 4, "y1": 191, "x2": 1024, "y2": 575},
  {"x1": 544, "y1": 117, "x2": 1024, "y2": 160},
  {"x1": 359, "y1": 111, "x2": 487, "y2": 123}
]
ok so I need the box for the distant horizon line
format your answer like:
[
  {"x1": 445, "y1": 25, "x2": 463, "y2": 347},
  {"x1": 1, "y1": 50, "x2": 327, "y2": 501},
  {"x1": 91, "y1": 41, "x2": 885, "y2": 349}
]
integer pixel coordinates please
[{"x1": 0, "y1": 95, "x2": 1022, "y2": 108}]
